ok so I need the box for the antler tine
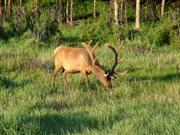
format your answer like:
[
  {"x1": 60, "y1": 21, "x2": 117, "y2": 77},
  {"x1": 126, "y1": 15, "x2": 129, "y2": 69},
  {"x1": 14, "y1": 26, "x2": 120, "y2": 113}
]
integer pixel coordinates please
[
  {"x1": 93, "y1": 41, "x2": 99, "y2": 50},
  {"x1": 117, "y1": 41, "x2": 124, "y2": 52},
  {"x1": 88, "y1": 40, "x2": 93, "y2": 45}
]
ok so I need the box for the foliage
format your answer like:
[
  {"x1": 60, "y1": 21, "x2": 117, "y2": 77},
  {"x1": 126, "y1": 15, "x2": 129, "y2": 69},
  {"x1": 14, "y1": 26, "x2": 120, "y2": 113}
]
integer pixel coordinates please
[
  {"x1": 0, "y1": 1, "x2": 180, "y2": 134},
  {"x1": 28, "y1": 9, "x2": 60, "y2": 42},
  {"x1": 12, "y1": 7, "x2": 27, "y2": 34},
  {"x1": 0, "y1": 37, "x2": 180, "y2": 134}
]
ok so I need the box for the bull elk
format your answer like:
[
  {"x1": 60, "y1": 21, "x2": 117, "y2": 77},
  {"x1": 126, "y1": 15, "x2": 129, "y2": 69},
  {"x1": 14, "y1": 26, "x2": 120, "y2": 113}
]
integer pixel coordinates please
[{"x1": 53, "y1": 42, "x2": 119, "y2": 89}]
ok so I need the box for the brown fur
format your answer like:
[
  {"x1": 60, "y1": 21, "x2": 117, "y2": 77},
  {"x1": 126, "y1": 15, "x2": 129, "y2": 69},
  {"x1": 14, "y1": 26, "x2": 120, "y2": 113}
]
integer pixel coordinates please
[{"x1": 53, "y1": 46, "x2": 112, "y2": 89}]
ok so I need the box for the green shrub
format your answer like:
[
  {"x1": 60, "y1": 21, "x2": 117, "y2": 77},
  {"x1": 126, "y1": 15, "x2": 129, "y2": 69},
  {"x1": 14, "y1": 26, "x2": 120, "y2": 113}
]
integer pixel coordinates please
[
  {"x1": 12, "y1": 7, "x2": 27, "y2": 33},
  {"x1": 28, "y1": 9, "x2": 60, "y2": 42},
  {"x1": 78, "y1": 13, "x2": 121, "y2": 45},
  {"x1": 154, "y1": 29, "x2": 170, "y2": 46}
]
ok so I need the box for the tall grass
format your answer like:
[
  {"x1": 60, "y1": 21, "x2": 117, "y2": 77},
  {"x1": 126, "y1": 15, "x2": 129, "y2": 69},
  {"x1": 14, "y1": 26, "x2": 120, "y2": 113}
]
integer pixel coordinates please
[{"x1": 0, "y1": 34, "x2": 179, "y2": 135}]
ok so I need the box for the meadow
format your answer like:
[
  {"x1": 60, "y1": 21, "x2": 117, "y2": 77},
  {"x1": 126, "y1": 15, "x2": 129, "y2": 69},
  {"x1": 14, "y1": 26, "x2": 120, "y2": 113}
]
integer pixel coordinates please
[{"x1": 0, "y1": 25, "x2": 180, "y2": 134}]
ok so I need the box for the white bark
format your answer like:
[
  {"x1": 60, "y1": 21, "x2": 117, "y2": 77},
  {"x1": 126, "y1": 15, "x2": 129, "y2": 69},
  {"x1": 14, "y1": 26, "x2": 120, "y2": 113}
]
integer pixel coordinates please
[
  {"x1": 4, "y1": 0, "x2": 6, "y2": 13},
  {"x1": 114, "y1": 0, "x2": 118, "y2": 25},
  {"x1": 20, "y1": 0, "x2": 22, "y2": 7},
  {"x1": 0, "y1": 0, "x2": 2, "y2": 17},
  {"x1": 93, "y1": 0, "x2": 96, "y2": 18},
  {"x1": 135, "y1": 0, "x2": 140, "y2": 29},
  {"x1": 66, "y1": 0, "x2": 69, "y2": 23},
  {"x1": 161, "y1": 0, "x2": 165, "y2": 18},
  {"x1": 70, "y1": 0, "x2": 73, "y2": 24}
]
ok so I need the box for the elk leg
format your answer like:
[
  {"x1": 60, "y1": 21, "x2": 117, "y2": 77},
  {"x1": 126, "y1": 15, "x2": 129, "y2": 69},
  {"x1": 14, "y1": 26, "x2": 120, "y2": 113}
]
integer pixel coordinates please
[
  {"x1": 53, "y1": 65, "x2": 61, "y2": 86},
  {"x1": 62, "y1": 71, "x2": 67, "y2": 89},
  {"x1": 82, "y1": 71, "x2": 89, "y2": 88}
]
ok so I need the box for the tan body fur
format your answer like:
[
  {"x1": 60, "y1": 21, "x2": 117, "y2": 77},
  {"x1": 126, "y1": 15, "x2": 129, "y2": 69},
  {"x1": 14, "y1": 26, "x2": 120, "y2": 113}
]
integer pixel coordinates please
[{"x1": 53, "y1": 45, "x2": 112, "y2": 88}]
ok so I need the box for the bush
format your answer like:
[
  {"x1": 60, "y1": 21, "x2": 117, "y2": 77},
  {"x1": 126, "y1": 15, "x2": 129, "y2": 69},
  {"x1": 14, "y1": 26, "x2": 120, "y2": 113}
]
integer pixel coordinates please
[
  {"x1": 28, "y1": 9, "x2": 60, "y2": 42},
  {"x1": 154, "y1": 29, "x2": 170, "y2": 46},
  {"x1": 78, "y1": 13, "x2": 121, "y2": 45},
  {"x1": 12, "y1": 7, "x2": 27, "y2": 33}
]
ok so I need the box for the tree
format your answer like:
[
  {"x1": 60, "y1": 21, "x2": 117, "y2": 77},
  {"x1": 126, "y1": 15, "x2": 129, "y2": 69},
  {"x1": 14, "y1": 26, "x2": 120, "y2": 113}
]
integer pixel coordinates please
[
  {"x1": 0, "y1": 0, "x2": 2, "y2": 17},
  {"x1": 70, "y1": 0, "x2": 73, "y2": 24},
  {"x1": 119, "y1": 0, "x2": 126, "y2": 24},
  {"x1": 7, "y1": 0, "x2": 10, "y2": 16},
  {"x1": 19, "y1": 0, "x2": 22, "y2": 9},
  {"x1": 66, "y1": 0, "x2": 69, "y2": 23},
  {"x1": 124, "y1": 0, "x2": 127, "y2": 23},
  {"x1": 4, "y1": 0, "x2": 6, "y2": 13},
  {"x1": 93, "y1": 0, "x2": 96, "y2": 18},
  {"x1": 161, "y1": 0, "x2": 165, "y2": 18},
  {"x1": 114, "y1": 0, "x2": 118, "y2": 25},
  {"x1": 135, "y1": 0, "x2": 140, "y2": 29},
  {"x1": 151, "y1": 0, "x2": 157, "y2": 22},
  {"x1": 55, "y1": 0, "x2": 62, "y2": 22}
]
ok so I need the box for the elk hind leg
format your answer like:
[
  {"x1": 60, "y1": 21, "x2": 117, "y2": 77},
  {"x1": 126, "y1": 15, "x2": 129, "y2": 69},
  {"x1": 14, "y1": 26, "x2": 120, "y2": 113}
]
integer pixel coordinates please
[
  {"x1": 53, "y1": 65, "x2": 62, "y2": 86},
  {"x1": 62, "y1": 71, "x2": 68, "y2": 89}
]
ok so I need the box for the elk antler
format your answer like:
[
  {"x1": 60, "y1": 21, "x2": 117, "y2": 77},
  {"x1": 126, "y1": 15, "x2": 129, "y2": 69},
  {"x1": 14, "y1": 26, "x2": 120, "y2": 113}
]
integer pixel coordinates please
[
  {"x1": 88, "y1": 40, "x2": 93, "y2": 46},
  {"x1": 82, "y1": 41, "x2": 100, "y2": 65},
  {"x1": 106, "y1": 45, "x2": 119, "y2": 78},
  {"x1": 92, "y1": 42, "x2": 99, "y2": 51}
]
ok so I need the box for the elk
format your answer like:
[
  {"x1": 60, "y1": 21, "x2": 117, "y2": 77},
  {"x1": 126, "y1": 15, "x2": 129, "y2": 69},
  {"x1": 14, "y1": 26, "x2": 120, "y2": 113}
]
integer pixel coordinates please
[{"x1": 53, "y1": 42, "x2": 119, "y2": 89}]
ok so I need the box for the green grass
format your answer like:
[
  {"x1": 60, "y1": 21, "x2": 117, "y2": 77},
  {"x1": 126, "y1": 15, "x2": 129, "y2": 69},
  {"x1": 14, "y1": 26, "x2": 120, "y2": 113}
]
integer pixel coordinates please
[{"x1": 0, "y1": 36, "x2": 180, "y2": 135}]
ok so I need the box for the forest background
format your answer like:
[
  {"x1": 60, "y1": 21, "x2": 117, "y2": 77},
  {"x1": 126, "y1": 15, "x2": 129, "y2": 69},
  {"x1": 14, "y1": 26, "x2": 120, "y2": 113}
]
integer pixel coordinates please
[{"x1": 0, "y1": 0, "x2": 180, "y2": 135}]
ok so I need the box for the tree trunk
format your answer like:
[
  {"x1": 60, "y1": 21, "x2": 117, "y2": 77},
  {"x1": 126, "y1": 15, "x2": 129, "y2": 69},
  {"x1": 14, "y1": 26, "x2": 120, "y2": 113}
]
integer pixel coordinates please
[
  {"x1": 66, "y1": 0, "x2": 69, "y2": 23},
  {"x1": 35, "y1": 0, "x2": 38, "y2": 11},
  {"x1": 57, "y1": 0, "x2": 62, "y2": 22},
  {"x1": 145, "y1": 1, "x2": 148, "y2": 20},
  {"x1": 114, "y1": 0, "x2": 118, "y2": 25},
  {"x1": 125, "y1": 0, "x2": 127, "y2": 24},
  {"x1": 120, "y1": 0, "x2": 124, "y2": 24},
  {"x1": 0, "y1": 0, "x2": 2, "y2": 17},
  {"x1": 4, "y1": 0, "x2": 6, "y2": 13},
  {"x1": 135, "y1": 0, "x2": 140, "y2": 29},
  {"x1": 70, "y1": 0, "x2": 73, "y2": 24},
  {"x1": 93, "y1": 0, "x2": 96, "y2": 18},
  {"x1": 20, "y1": 0, "x2": 22, "y2": 7},
  {"x1": 56, "y1": 0, "x2": 57, "y2": 8},
  {"x1": 152, "y1": 1, "x2": 157, "y2": 22},
  {"x1": 7, "y1": 0, "x2": 10, "y2": 16},
  {"x1": 161, "y1": 0, "x2": 165, "y2": 18}
]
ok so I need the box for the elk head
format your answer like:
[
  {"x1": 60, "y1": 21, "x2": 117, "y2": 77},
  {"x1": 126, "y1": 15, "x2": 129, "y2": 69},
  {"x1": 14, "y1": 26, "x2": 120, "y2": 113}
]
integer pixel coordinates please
[{"x1": 82, "y1": 42, "x2": 120, "y2": 89}]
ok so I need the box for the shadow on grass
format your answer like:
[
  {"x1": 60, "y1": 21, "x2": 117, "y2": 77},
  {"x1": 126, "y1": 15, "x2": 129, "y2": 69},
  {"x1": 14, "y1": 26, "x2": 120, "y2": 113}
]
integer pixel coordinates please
[
  {"x1": 153, "y1": 72, "x2": 180, "y2": 81},
  {"x1": 25, "y1": 108, "x2": 125, "y2": 135},
  {"x1": 0, "y1": 76, "x2": 32, "y2": 89},
  {"x1": 129, "y1": 72, "x2": 180, "y2": 82}
]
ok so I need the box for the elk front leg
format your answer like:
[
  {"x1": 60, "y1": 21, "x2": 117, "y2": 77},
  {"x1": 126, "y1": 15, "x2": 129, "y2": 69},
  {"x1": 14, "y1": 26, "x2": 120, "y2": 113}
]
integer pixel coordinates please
[
  {"x1": 82, "y1": 71, "x2": 89, "y2": 88},
  {"x1": 62, "y1": 71, "x2": 68, "y2": 89}
]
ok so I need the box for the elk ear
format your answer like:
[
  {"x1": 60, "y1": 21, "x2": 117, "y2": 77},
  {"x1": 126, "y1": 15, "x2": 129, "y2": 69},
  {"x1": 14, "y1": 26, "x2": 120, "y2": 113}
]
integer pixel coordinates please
[
  {"x1": 103, "y1": 73, "x2": 108, "y2": 77},
  {"x1": 81, "y1": 42, "x2": 86, "y2": 46},
  {"x1": 82, "y1": 43, "x2": 89, "y2": 49}
]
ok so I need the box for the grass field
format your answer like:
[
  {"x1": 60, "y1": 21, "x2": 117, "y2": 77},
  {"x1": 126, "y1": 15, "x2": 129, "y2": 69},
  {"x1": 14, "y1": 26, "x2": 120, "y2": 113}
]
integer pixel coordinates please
[{"x1": 0, "y1": 35, "x2": 180, "y2": 135}]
